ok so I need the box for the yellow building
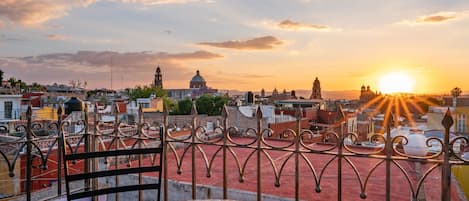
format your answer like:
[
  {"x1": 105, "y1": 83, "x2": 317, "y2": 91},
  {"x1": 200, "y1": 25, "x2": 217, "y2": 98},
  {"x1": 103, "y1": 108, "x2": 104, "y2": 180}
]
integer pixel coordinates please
[
  {"x1": 34, "y1": 107, "x2": 59, "y2": 120},
  {"x1": 426, "y1": 106, "x2": 456, "y2": 132},
  {"x1": 138, "y1": 98, "x2": 164, "y2": 113},
  {"x1": 455, "y1": 106, "x2": 469, "y2": 133},
  {"x1": 453, "y1": 165, "x2": 469, "y2": 199}
]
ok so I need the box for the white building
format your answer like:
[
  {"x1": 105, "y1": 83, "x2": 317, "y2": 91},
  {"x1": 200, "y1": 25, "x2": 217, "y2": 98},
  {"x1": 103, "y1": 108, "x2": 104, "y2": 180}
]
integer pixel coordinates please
[{"x1": 0, "y1": 95, "x2": 22, "y2": 122}]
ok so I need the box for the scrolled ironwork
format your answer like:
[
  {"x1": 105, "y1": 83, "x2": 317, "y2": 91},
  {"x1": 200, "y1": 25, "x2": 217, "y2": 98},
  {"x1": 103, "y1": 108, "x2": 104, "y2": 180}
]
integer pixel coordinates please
[
  {"x1": 261, "y1": 128, "x2": 296, "y2": 149},
  {"x1": 450, "y1": 136, "x2": 469, "y2": 163},
  {"x1": 300, "y1": 130, "x2": 339, "y2": 152},
  {"x1": 343, "y1": 132, "x2": 385, "y2": 155},
  {"x1": 392, "y1": 135, "x2": 443, "y2": 159},
  {"x1": 226, "y1": 127, "x2": 257, "y2": 146}
]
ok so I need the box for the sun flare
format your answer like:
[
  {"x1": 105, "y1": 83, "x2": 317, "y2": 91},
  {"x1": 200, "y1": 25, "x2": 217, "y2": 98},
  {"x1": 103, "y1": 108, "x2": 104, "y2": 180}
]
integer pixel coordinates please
[{"x1": 379, "y1": 72, "x2": 415, "y2": 94}]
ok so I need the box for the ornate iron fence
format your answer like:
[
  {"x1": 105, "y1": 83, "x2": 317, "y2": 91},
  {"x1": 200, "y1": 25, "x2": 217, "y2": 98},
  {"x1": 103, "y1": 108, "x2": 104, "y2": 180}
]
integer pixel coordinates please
[{"x1": 0, "y1": 103, "x2": 468, "y2": 201}]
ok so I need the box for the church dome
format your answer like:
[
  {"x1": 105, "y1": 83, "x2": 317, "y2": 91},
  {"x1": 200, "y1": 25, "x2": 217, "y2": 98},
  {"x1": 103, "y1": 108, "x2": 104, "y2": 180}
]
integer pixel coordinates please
[
  {"x1": 191, "y1": 70, "x2": 205, "y2": 82},
  {"x1": 190, "y1": 70, "x2": 207, "y2": 88}
]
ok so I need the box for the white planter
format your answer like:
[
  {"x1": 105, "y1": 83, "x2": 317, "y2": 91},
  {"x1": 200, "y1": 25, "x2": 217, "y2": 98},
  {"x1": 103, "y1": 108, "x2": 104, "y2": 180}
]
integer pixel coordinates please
[{"x1": 403, "y1": 132, "x2": 427, "y2": 157}]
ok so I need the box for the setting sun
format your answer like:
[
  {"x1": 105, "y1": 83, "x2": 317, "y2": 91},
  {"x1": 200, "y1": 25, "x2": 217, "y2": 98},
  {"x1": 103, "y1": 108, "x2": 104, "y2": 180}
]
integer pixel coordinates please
[{"x1": 379, "y1": 72, "x2": 415, "y2": 94}]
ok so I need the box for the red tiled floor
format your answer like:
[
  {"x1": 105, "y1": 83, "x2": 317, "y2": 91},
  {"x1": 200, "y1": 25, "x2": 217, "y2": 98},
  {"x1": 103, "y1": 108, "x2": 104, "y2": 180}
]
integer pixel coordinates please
[{"x1": 138, "y1": 137, "x2": 464, "y2": 201}]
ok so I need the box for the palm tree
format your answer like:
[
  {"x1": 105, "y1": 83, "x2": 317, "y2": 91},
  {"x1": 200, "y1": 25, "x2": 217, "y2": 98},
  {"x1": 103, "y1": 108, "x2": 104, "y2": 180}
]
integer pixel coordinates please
[{"x1": 451, "y1": 87, "x2": 462, "y2": 107}]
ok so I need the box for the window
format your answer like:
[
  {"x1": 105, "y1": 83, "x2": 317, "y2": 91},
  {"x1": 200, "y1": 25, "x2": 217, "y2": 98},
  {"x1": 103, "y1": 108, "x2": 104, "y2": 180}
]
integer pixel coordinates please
[
  {"x1": 4, "y1": 101, "x2": 12, "y2": 119},
  {"x1": 458, "y1": 114, "x2": 467, "y2": 133}
]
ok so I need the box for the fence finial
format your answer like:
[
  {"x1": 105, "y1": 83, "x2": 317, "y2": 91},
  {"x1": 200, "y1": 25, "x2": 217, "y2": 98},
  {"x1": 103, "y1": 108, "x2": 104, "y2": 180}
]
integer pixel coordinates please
[
  {"x1": 163, "y1": 102, "x2": 169, "y2": 115},
  {"x1": 442, "y1": 108, "x2": 454, "y2": 129},
  {"x1": 26, "y1": 105, "x2": 32, "y2": 120},
  {"x1": 191, "y1": 101, "x2": 198, "y2": 115},
  {"x1": 335, "y1": 103, "x2": 346, "y2": 123},
  {"x1": 295, "y1": 107, "x2": 302, "y2": 121},
  {"x1": 221, "y1": 105, "x2": 229, "y2": 118},
  {"x1": 387, "y1": 112, "x2": 395, "y2": 127},
  {"x1": 57, "y1": 105, "x2": 63, "y2": 117},
  {"x1": 114, "y1": 103, "x2": 120, "y2": 114},
  {"x1": 138, "y1": 103, "x2": 143, "y2": 115},
  {"x1": 256, "y1": 105, "x2": 263, "y2": 119}
]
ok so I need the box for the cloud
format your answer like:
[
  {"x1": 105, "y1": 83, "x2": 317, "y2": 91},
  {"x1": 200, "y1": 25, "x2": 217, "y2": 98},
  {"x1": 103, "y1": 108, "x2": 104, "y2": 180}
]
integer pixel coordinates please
[
  {"x1": 46, "y1": 34, "x2": 69, "y2": 40},
  {"x1": 0, "y1": 50, "x2": 222, "y2": 88},
  {"x1": 0, "y1": 0, "x2": 96, "y2": 27},
  {"x1": 398, "y1": 11, "x2": 468, "y2": 26},
  {"x1": 278, "y1": 19, "x2": 328, "y2": 31},
  {"x1": 0, "y1": 34, "x2": 25, "y2": 42},
  {"x1": 0, "y1": 0, "x2": 210, "y2": 27},
  {"x1": 198, "y1": 36, "x2": 283, "y2": 50},
  {"x1": 118, "y1": 0, "x2": 213, "y2": 5}
]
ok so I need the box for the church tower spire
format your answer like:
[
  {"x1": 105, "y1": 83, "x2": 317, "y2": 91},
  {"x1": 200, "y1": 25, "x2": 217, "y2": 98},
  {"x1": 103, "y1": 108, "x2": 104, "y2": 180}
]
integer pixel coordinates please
[
  {"x1": 310, "y1": 77, "x2": 322, "y2": 99},
  {"x1": 153, "y1": 66, "x2": 163, "y2": 88}
]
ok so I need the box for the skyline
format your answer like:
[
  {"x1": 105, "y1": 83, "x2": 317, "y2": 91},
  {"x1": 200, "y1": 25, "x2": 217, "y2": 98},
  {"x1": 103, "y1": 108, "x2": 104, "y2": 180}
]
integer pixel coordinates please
[{"x1": 1, "y1": 1, "x2": 469, "y2": 93}]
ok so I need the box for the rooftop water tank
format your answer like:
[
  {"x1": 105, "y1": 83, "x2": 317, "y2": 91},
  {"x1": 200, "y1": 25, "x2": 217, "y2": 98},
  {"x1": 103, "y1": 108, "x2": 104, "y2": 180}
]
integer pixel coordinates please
[{"x1": 64, "y1": 97, "x2": 83, "y2": 115}]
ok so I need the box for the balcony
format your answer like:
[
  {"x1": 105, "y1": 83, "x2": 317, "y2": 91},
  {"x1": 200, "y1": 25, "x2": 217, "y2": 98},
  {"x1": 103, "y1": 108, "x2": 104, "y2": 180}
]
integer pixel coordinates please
[{"x1": 0, "y1": 104, "x2": 468, "y2": 201}]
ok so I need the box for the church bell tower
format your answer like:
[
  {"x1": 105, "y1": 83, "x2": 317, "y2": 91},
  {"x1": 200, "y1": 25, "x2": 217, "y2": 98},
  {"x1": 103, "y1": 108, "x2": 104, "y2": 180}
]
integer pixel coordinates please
[{"x1": 153, "y1": 66, "x2": 163, "y2": 88}]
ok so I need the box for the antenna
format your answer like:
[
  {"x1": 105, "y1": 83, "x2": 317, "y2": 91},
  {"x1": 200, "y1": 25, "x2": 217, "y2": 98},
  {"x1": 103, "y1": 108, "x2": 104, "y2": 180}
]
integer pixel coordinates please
[{"x1": 110, "y1": 55, "x2": 113, "y2": 90}]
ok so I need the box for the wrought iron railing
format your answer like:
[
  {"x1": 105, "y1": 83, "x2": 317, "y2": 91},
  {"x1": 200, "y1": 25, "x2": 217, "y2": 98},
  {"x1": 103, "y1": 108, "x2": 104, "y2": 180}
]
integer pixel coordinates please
[{"x1": 0, "y1": 103, "x2": 468, "y2": 201}]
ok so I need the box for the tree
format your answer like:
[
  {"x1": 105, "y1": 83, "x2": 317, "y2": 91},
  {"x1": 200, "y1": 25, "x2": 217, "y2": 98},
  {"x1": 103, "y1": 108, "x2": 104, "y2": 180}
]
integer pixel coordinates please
[
  {"x1": 28, "y1": 82, "x2": 46, "y2": 92},
  {"x1": 126, "y1": 85, "x2": 167, "y2": 101},
  {"x1": 195, "y1": 95, "x2": 229, "y2": 115},
  {"x1": 212, "y1": 95, "x2": 229, "y2": 115},
  {"x1": 163, "y1": 97, "x2": 177, "y2": 114},
  {"x1": 177, "y1": 99, "x2": 193, "y2": 115},
  {"x1": 451, "y1": 87, "x2": 462, "y2": 107},
  {"x1": 8, "y1": 78, "x2": 16, "y2": 87},
  {"x1": 196, "y1": 95, "x2": 214, "y2": 115}
]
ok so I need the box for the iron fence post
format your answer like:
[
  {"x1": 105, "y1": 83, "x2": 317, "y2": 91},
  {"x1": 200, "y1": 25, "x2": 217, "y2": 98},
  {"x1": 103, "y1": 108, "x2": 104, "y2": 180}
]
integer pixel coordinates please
[
  {"x1": 138, "y1": 105, "x2": 143, "y2": 201},
  {"x1": 256, "y1": 105, "x2": 263, "y2": 201},
  {"x1": 336, "y1": 104, "x2": 346, "y2": 201},
  {"x1": 441, "y1": 109, "x2": 454, "y2": 201},
  {"x1": 191, "y1": 102, "x2": 198, "y2": 200},
  {"x1": 25, "y1": 105, "x2": 32, "y2": 201},
  {"x1": 57, "y1": 105, "x2": 63, "y2": 196},
  {"x1": 385, "y1": 113, "x2": 393, "y2": 201},
  {"x1": 222, "y1": 105, "x2": 229, "y2": 199},
  {"x1": 92, "y1": 103, "x2": 99, "y2": 200},
  {"x1": 114, "y1": 103, "x2": 120, "y2": 201},
  {"x1": 84, "y1": 104, "x2": 90, "y2": 192},
  {"x1": 163, "y1": 105, "x2": 169, "y2": 201},
  {"x1": 294, "y1": 107, "x2": 302, "y2": 201}
]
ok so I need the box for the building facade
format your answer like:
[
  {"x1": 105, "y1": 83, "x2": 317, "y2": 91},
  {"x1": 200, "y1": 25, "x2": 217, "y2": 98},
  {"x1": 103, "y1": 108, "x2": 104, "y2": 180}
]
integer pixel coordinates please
[
  {"x1": 160, "y1": 69, "x2": 218, "y2": 100},
  {"x1": 0, "y1": 95, "x2": 22, "y2": 121}
]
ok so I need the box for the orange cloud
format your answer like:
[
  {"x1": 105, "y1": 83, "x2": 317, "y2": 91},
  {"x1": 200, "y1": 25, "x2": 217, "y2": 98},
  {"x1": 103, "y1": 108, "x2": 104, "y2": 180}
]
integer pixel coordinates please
[
  {"x1": 399, "y1": 11, "x2": 468, "y2": 25},
  {"x1": 0, "y1": 0, "x2": 207, "y2": 27},
  {"x1": 278, "y1": 19, "x2": 328, "y2": 30},
  {"x1": 0, "y1": 0, "x2": 95, "y2": 26},
  {"x1": 198, "y1": 36, "x2": 283, "y2": 50},
  {"x1": 120, "y1": 0, "x2": 213, "y2": 5},
  {"x1": 46, "y1": 34, "x2": 69, "y2": 40},
  {"x1": 417, "y1": 15, "x2": 456, "y2": 23}
]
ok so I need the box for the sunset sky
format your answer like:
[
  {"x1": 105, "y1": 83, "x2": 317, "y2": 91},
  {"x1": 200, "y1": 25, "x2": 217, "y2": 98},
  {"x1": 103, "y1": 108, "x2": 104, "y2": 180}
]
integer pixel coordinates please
[{"x1": 0, "y1": 0, "x2": 468, "y2": 94}]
